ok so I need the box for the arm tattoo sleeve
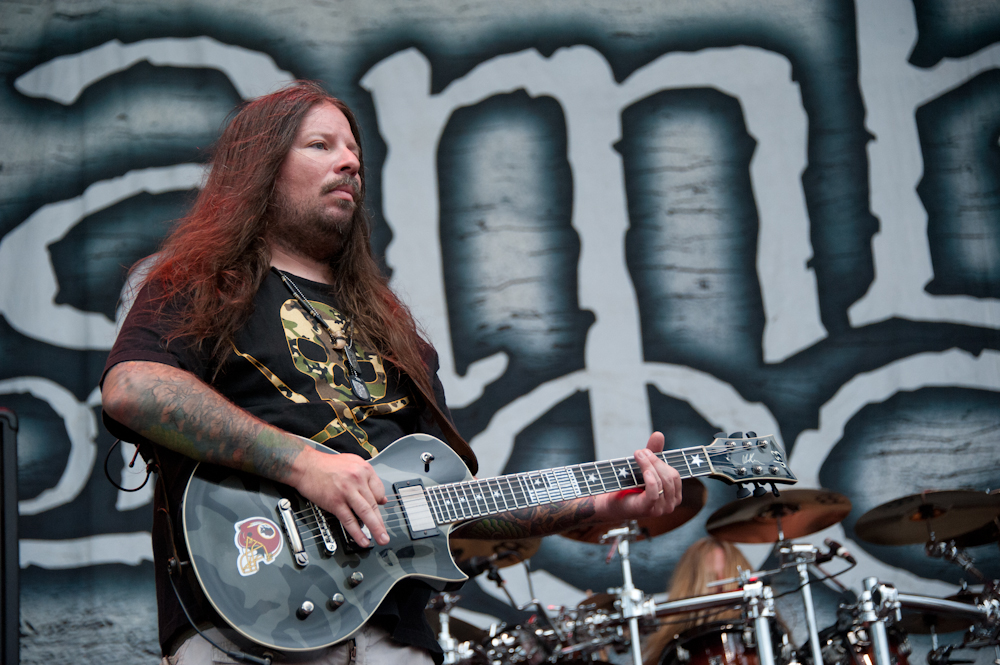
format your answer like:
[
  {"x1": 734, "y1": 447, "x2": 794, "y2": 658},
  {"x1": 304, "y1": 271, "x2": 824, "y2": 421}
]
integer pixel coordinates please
[
  {"x1": 453, "y1": 496, "x2": 599, "y2": 540},
  {"x1": 103, "y1": 361, "x2": 304, "y2": 482}
]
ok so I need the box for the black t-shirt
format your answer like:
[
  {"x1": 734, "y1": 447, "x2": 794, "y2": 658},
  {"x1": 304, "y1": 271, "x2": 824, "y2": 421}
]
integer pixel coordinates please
[{"x1": 102, "y1": 269, "x2": 454, "y2": 660}]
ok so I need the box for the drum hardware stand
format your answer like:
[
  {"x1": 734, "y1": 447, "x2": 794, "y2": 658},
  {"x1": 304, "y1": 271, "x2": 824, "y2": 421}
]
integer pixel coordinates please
[
  {"x1": 758, "y1": 507, "x2": 828, "y2": 665},
  {"x1": 428, "y1": 592, "x2": 464, "y2": 665},
  {"x1": 599, "y1": 521, "x2": 649, "y2": 665},
  {"x1": 859, "y1": 577, "x2": 901, "y2": 665},
  {"x1": 742, "y1": 579, "x2": 779, "y2": 665}
]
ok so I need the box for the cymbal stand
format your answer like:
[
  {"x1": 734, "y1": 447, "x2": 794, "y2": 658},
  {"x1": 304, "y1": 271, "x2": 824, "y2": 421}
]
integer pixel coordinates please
[
  {"x1": 860, "y1": 577, "x2": 901, "y2": 665},
  {"x1": 428, "y1": 592, "x2": 463, "y2": 665},
  {"x1": 602, "y1": 521, "x2": 647, "y2": 665},
  {"x1": 781, "y1": 541, "x2": 825, "y2": 665}
]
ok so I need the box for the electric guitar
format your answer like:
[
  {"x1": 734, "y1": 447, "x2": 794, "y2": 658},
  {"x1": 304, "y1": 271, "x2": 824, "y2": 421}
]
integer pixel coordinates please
[{"x1": 182, "y1": 432, "x2": 797, "y2": 652}]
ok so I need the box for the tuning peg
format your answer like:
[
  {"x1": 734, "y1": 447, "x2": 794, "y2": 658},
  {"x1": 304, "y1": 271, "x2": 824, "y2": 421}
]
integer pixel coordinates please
[
  {"x1": 713, "y1": 432, "x2": 727, "y2": 439},
  {"x1": 769, "y1": 483, "x2": 780, "y2": 497},
  {"x1": 736, "y1": 484, "x2": 752, "y2": 499},
  {"x1": 746, "y1": 430, "x2": 757, "y2": 438},
  {"x1": 728, "y1": 431, "x2": 743, "y2": 439},
  {"x1": 753, "y1": 483, "x2": 768, "y2": 497}
]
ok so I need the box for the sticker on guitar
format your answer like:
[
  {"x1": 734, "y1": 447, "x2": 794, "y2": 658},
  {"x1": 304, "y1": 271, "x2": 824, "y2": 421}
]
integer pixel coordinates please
[{"x1": 234, "y1": 516, "x2": 284, "y2": 576}]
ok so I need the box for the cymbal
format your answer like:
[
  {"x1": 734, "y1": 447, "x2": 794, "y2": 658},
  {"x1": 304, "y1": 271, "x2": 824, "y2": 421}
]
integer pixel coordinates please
[
  {"x1": 559, "y1": 478, "x2": 706, "y2": 543},
  {"x1": 449, "y1": 537, "x2": 541, "y2": 569},
  {"x1": 953, "y1": 519, "x2": 1000, "y2": 548},
  {"x1": 706, "y1": 489, "x2": 851, "y2": 543},
  {"x1": 854, "y1": 490, "x2": 1000, "y2": 546},
  {"x1": 898, "y1": 591, "x2": 979, "y2": 635},
  {"x1": 424, "y1": 609, "x2": 487, "y2": 644}
]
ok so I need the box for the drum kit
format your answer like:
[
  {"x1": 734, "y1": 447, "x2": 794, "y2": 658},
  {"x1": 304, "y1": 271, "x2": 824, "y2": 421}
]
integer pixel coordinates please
[{"x1": 427, "y1": 485, "x2": 1000, "y2": 665}]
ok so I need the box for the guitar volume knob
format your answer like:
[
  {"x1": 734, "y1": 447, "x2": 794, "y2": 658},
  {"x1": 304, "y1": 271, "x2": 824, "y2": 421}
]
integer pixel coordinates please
[
  {"x1": 296, "y1": 600, "x2": 315, "y2": 620},
  {"x1": 348, "y1": 572, "x2": 364, "y2": 588},
  {"x1": 328, "y1": 593, "x2": 345, "y2": 610}
]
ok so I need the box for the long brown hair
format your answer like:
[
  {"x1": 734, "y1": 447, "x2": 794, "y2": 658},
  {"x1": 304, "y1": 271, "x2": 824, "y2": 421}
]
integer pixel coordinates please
[
  {"x1": 642, "y1": 538, "x2": 751, "y2": 665},
  {"x1": 143, "y1": 81, "x2": 436, "y2": 401}
]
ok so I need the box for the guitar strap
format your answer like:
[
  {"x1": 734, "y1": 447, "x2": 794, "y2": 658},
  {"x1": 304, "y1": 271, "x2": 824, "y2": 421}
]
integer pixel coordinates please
[{"x1": 410, "y1": 379, "x2": 479, "y2": 476}]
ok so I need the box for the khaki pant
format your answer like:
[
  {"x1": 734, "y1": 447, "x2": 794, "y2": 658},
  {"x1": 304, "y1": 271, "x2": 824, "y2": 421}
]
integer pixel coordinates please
[{"x1": 162, "y1": 623, "x2": 436, "y2": 665}]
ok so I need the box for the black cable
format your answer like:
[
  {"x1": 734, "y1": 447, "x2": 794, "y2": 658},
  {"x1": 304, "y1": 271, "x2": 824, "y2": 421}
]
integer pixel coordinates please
[
  {"x1": 103, "y1": 438, "x2": 153, "y2": 492},
  {"x1": 771, "y1": 561, "x2": 858, "y2": 601},
  {"x1": 166, "y1": 567, "x2": 272, "y2": 665}
]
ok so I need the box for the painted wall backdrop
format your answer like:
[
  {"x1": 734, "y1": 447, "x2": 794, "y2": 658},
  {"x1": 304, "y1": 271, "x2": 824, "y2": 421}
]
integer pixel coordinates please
[{"x1": 1, "y1": 0, "x2": 999, "y2": 662}]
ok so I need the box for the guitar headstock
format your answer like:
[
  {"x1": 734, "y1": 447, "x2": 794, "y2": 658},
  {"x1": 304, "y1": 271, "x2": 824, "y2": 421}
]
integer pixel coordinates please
[{"x1": 704, "y1": 431, "x2": 797, "y2": 497}]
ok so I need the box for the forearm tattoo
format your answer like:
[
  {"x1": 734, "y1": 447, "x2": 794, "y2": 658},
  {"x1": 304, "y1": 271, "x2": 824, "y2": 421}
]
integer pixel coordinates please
[
  {"x1": 105, "y1": 362, "x2": 303, "y2": 482},
  {"x1": 455, "y1": 497, "x2": 598, "y2": 540}
]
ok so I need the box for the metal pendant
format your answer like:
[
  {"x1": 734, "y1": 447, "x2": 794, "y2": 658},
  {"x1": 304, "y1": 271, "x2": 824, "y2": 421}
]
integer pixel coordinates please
[{"x1": 349, "y1": 373, "x2": 371, "y2": 402}]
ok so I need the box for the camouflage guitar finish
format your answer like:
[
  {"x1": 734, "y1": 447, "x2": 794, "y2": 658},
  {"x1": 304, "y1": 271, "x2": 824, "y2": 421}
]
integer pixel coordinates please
[{"x1": 183, "y1": 431, "x2": 797, "y2": 652}]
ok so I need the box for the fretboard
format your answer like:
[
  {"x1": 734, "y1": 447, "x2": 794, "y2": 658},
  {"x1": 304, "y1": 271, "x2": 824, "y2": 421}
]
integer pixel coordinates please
[{"x1": 422, "y1": 447, "x2": 714, "y2": 525}]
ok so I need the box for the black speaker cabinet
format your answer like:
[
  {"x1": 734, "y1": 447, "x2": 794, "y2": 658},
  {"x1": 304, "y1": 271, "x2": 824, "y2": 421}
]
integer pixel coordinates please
[{"x1": 1, "y1": 408, "x2": 18, "y2": 665}]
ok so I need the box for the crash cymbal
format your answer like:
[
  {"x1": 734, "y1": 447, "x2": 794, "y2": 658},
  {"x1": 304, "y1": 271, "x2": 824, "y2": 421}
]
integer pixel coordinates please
[
  {"x1": 706, "y1": 489, "x2": 851, "y2": 543},
  {"x1": 953, "y1": 517, "x2": 1000, "y2": 548},
  {"x1": 449, "y1": 537, "x2": 541, "y2": 569},
  {"x1": 424, "y1": 609, "x2": 487, "y2": 644},
  {"x1": 559, "y1": 478, "x2": 706, "y2": 543},
  {"x1": 898, "y1": 590, "x2": 979, "y2": 635},
  {"x1": 855, "y1": 490, "x2": 1000, "y2": 546}
]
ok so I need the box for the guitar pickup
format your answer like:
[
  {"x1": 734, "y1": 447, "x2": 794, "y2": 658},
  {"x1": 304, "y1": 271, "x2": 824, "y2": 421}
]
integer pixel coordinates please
[
  {"x1": 394, "y1": 479, "x2": 440, "y2": 540},
  {"x1": 338, "y1": 520, "x2": 375, "y2": 553}
]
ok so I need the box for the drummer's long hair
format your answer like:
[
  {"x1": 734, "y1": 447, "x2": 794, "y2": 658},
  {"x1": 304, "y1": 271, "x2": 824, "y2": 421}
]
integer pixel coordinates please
[{"x1": 642, "y1": 538, "x2": 751, "y2": 665}]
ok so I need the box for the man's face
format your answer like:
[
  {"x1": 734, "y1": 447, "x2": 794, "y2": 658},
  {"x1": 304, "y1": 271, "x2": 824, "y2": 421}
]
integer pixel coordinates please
[{"x1": 269, "y1": 102, "x2": 362, "y2": 253}]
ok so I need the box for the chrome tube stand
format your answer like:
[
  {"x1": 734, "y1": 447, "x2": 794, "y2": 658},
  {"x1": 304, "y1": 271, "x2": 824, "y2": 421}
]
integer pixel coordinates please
[
  {"x1": 743, "y1": 580, "x2": 778, "y2": 665},
  {"x1": 783, "y1": 542, "x2": 824, "y2": 665},
  {"x1": 860, "y1": 577, "x2": 895, "y2": 665},
  {"x1": 603, "y1": 523, "x2": 647, "y2": 665}
]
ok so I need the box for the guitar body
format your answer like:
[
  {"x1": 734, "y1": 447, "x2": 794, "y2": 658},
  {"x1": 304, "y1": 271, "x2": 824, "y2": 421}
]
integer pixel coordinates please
[
  {"x1": 182, "y1": 430, "x2": 796, "y2": 652},
  {"x1": 182, "y1": 434, "x2": 473, "y2": 652}
]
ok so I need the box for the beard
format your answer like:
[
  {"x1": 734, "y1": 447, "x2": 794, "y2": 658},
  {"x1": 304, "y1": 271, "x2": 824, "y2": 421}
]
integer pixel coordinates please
[{"x1": 266, "y1": 179, "x2": 359, "y2": 262}]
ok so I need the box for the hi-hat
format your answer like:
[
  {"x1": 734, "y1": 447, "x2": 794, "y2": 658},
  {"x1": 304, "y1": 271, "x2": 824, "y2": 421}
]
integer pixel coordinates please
[
  {"x1": 854, "y1": 490, "x2": 1000, "y2": 546},
  {"x1": 449, "y1": 537, "x2": 541, "y2": 569},
  {"x1": 559, "y1": 478, "x2": 706, "y2": 543},
  {"x1": 706, "y1": 489, "x2": 852, "y2": 543}
]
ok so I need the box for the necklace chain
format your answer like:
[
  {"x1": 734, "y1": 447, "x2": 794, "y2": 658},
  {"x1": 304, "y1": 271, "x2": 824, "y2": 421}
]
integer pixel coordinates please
[{"x1": 274, "y1": 269, "x2": 371, "y2": 402}]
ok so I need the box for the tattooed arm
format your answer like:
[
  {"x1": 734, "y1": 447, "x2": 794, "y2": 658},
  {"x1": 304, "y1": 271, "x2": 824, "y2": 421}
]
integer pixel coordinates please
[
  {"x1": 452, "y1": 433, "x2": 683, "y2": 540},
  {"x1": 101, "y1": 360, "x2": 390, "y2": 546}
]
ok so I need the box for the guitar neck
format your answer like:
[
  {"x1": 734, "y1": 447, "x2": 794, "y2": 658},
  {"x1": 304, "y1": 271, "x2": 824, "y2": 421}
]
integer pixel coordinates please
[{"x1": 422, "y1": 446, "x2": 713, "y2": 526}]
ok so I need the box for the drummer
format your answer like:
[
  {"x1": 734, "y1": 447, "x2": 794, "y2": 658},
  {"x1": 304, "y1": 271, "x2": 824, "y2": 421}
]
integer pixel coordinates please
[{"x1": 642, "y1": 537, "x2": 752, "y2": 665}]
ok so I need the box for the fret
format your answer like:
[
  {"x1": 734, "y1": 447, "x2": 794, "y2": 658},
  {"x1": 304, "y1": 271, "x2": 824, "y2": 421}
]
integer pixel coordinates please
[
  {"x1": 554, "y1": 468, "x2": 572, "y2": 501},
  {"x1": 455, "y1": 483, "x2": 473, "y2": 520},
  {"x1": 503, "y1": 476, "x2": 519, "y2": 511},
  {"x1": 468, "y1": 481, "x2": 489, "y2": 516},
  {"x1": 457, "y1": 482, "x2": 476, "y2": 518},
  {"x1": 444, "y1": 484, "x2": 462, "y2": 522},
  {"x1": 525, "y1": 471, "x2": 545, "y2": 505},
  {"x1": 684, "y1": 447, "x2": 710, "y2": 476},
  {"x1": 425, "y1": 487, "x2": 444, "y2": 524},
  {"x1": 678, "y1": 449, "x2": 695, "y2": 478},
  {"x1": 516, "y1": 473, "x2": 535, "y2": 507},
  {"x1": 486, "y1": 478, "x2": 503, "y2": 514},
  {"x1": 607, "y1": 460, "x2": 629, "y2": 490},
  {"x1": 489, "y1": 478, "x2": 507, "y2": 512},
  {"x1": 625, "y1": 460, "x2": 640, "y2": 488},
  {"x1": 594, "y1": 461, "x2": 611, "y2": 494},
  {"x1": 433, "y1": 486, "x2": 454, "y2": 523},
  {"x1": 580, "y1": 462, "x2": 601, "y2": 496}
]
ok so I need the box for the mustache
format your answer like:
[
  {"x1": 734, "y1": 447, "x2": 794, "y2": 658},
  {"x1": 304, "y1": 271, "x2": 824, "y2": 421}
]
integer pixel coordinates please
[{"x1": 321, "y1": 176, "x2": 361, "y2": 199}]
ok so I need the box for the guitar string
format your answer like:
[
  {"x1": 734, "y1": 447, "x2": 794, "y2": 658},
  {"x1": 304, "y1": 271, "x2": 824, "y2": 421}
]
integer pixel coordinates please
[
  {"x1": 288, "y1": 446, "x2": 765, "y2": 526},
  {"x1": 285, "y1": 446, "x2": 777, "y2": 537}
]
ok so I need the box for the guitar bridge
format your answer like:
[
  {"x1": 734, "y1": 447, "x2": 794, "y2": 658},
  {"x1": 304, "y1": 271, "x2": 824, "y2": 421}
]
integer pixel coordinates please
[
  {"x1": 277, "y1": 498, "x2": 310, "y2": 567},
  {"x1": 310, "y1": 503, "x2": 338, "y2": 556}
]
